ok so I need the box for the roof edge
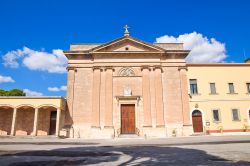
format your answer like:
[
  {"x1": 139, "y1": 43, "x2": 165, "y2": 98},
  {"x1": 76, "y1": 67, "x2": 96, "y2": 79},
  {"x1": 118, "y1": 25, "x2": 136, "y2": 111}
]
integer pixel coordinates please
[
  {"x1": 0, "y1": 96, "x2": 66, "y2": 99},
  {"x1": 187, "y1": 63, "x2": 250, "y2": 66}
]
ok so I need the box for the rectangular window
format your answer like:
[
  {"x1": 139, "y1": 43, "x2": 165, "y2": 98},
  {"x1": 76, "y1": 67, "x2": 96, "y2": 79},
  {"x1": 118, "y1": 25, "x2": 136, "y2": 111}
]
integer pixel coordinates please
[
  {"x1": 232, "y1": 109, "x2": 240, "y2": 121},
  {"x1": 210, "y1": 83, "x2": 216, "y2": 94},
  {"x1": 228, "y1": 83, "x2": 235, "y2": 94},
  {"x1": 190, "y1": 79, "x2": 198, "y2": 95},
  {"x1": 212, "y1": 109, "x2": 220, "y2": 121},
  {"x1": 247, "y1": 83, "x2": 250, "y2": 93}
]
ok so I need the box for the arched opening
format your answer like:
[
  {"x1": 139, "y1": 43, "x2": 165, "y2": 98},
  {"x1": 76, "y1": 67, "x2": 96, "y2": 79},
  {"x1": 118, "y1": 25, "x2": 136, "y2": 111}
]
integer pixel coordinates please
[
  {"x1": 192, "y1": 110, "x2": 203, "y2": 133},
  {"x1": 37, "y1": 105, "x2": 57, "y2": 136},
  {"x1": 0, "y1": 105, "x2": 14, "y2": 135},
  {"x1": 16, "y1": 105, "x2": 35, "y2": 136}
]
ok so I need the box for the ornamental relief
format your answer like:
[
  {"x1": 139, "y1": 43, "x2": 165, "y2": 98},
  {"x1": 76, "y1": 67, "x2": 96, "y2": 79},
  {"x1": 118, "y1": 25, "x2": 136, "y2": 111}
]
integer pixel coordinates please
[{"x1": 118, "y1": 67, "x2": 135, "y2": 77}]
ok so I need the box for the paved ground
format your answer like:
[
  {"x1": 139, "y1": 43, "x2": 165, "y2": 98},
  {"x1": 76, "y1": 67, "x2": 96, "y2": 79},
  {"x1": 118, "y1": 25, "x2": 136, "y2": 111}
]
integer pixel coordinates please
[{"x1": 0, "y1": 135, "x2": 250, "y2": 165}]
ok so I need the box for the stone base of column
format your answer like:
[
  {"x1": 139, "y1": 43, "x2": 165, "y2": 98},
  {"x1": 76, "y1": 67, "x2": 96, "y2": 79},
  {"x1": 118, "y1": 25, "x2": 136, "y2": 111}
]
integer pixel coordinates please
[
  {"x1": 91, "y1": 126, "x2": 101, "y2": 129},
  {"x1": 90, "y1": 127, "x2": 115, "y2": 139},
  {"x1": 142, "y1": 126, "x2": 167, "y2": 138},
  {"x1": 10, "y1": 132, "x2": 15, "y2": 136},
  {"x1": 182, "y1": 124, "x2": 193, "y2": 136},
  {"x1": 70, "y1": 125, "x2": 115, "y2": 139},
  {"x1": 31, "y1": 132, "x2": 37, "y2": 137},
  {"x1": 166, "y1": 124, "x2": 183, "y2": 137}
]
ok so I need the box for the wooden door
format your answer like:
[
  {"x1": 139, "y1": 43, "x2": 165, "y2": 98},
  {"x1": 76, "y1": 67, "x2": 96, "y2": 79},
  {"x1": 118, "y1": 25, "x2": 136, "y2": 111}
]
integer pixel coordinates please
[
  {"x1": 49, "y1": 111, "x2": 57, "y2": 135},
  {"x1": 192, "y1": 112, "x2": 203, "y2": 133},
  {"x1": 121, "y1": 104, "x2": 135, "y2": 134}
]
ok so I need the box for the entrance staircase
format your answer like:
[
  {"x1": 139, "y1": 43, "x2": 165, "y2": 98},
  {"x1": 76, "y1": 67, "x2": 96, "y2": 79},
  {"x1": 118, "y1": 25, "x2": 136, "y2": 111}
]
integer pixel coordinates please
[
  {"x1": 118, "y1": 134, "x2": 142, "y2": 139},
  {"x1": 191, "y1": 132, "x2": 205, "y2": 136}
]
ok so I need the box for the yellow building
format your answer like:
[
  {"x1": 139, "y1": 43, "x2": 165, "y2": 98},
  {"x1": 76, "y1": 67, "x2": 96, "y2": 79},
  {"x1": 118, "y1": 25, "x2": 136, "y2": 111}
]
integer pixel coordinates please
[{"x1": 187, "y1": 63, "x2": 250, "y2": 134}]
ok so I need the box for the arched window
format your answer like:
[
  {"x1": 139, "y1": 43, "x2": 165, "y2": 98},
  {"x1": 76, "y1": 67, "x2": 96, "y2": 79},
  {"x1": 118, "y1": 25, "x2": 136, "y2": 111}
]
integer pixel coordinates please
[{"x1": 118, "y1": 67, "x2": 135, "y2": 77}]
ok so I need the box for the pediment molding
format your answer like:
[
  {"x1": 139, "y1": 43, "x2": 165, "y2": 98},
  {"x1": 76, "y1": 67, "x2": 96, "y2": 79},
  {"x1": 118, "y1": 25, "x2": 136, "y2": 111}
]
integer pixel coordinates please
[{"x1": 91, "y1": 36, "x2": 165, "y2": 53}]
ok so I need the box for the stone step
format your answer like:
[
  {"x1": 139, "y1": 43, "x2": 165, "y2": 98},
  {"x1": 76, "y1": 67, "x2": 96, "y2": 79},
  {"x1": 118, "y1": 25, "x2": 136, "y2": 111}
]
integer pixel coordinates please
[
  {"x1": 191, "y1": 132, "x2": 205, "y2": 136},
  {"x1": 118, "y1": 134, "x2": 142, "y2": 139}
]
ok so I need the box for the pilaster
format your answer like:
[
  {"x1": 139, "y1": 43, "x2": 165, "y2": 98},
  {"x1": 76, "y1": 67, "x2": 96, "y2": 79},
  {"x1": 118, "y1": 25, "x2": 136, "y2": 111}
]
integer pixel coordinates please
[
  {"x1": 178, "y1": 66, "x2": 191, "y2": 126},
  {"x1": 92, "y1": 67, "x2": 101, "y2": 127},
  {"x1": 149, "y1": 67, "x2": 156, "y2": 128},
  {"x1": 154, "y1": 66, "x2": 165, "y2": 127},
  {"x1": 100, "y1": 67, "x2": 106, "y2": 129},
  {"x1": 141, "y1": 66, "x2": 152, "y2": 127},
  {"x1": 66, "y1": 67, "x2": 76, "y2": 124},
  {"x1": 104, "y1": 67, "x2": 114, "y2": 127}
]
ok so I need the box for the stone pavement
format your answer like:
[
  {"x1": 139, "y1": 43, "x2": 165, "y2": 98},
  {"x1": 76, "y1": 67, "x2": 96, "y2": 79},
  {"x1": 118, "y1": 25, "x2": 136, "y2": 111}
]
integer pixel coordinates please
[{"x1": 0, "y1": 135, "x2": 250, "y2": 165}]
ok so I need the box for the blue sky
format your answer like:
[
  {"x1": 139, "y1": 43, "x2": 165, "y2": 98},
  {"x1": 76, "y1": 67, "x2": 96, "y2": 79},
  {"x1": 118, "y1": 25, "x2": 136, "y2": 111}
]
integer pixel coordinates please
[{"x1": 0, "y1": 0, "x2": 250, "y2": 96}]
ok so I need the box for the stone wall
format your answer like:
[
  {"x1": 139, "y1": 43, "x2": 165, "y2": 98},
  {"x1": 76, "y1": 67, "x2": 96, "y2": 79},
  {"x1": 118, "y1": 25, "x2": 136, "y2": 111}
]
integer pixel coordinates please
[
  {"x1": 15, "y1": 109, "x2": 35, "y2": 136},
  {"x1": 37, "y1": 109, "x2": 51, "y2": 136},
  {"x1": 0, "y1": 109, "x2": 13, "y2": 135}
]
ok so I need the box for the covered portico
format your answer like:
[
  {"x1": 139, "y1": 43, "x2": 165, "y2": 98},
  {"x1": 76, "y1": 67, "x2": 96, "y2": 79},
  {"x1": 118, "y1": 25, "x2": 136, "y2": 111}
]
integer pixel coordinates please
[{"x1": 0, "y1": 96, "x2": 65, "y2": 137}]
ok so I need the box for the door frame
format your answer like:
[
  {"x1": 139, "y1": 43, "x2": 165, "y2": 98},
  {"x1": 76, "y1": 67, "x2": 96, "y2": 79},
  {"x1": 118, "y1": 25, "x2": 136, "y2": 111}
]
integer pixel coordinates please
[
  {"x1": 118, "y1": 100, "x2": 139, "y2": 135},
  {"x1": 190, "y1": 108, "x2": 205, "y2": 133},
  {"x1": 120, "y1": 104, "x2": 136, "y2": 134}
]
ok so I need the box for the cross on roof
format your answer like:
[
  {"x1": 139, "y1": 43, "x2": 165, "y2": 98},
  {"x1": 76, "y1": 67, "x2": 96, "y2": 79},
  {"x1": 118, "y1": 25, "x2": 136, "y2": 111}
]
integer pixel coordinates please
[{"x1": 124, "y1": 24, "x2": 130, "y2": 36}]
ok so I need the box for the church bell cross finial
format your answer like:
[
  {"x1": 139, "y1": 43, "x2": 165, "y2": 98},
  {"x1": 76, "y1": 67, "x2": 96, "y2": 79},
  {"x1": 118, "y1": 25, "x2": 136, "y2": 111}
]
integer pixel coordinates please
[{"x1": 124, "y1": 24, "x2": 130, "y2": 36}]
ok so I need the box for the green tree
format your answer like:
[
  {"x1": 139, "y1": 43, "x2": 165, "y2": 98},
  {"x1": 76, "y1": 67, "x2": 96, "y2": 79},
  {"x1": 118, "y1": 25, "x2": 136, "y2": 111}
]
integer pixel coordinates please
[
  {"x1": 0, "y1": 89, "x2": 25, "y2": 96},
  {"x1": 0, "y1": 89, "x2": 7, "y2": 96}
]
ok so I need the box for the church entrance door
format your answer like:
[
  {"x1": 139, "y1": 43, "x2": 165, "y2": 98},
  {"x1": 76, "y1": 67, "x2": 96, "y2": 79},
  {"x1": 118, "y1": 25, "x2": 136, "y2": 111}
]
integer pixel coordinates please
[{"x1": 121, "y1": 104, "x2": 135, "y2": 134}]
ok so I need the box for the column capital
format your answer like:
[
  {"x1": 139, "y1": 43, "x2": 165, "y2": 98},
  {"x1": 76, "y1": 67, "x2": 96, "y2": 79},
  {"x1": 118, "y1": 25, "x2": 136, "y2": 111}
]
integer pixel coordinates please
[
  {"x1": 67, "y1": 67, "x2": 77, "y2": 72},
  {"x1": 153, "y1": 65, "x2": 163, "y2": 72},
  {"x1": 178, "y1": 66, "x2": 188, "y2": 71},
  {"x1": 104, "y1": 66, "x2": 115, "y2": 71},
  {"x1": 141, "y1": 65, "x2": 151, "y2": 71},
  {"x1": 92, "y1": 66, "x2": 102, "y2": 71}
]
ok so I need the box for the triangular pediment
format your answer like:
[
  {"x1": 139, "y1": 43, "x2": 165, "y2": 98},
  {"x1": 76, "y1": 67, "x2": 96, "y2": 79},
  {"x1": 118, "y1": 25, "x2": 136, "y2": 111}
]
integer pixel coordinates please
[{"x1": 91, "y1": 36, "x2": 165, "y2": 53}]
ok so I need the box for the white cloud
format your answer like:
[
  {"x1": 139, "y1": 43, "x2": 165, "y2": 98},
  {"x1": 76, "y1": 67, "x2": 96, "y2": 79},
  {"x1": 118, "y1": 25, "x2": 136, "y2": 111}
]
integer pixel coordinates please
[
  {"x1": 23, "y1": 89, "x2": 43, "y2": 96},
  {"x1": 0, "y1": 75, "x2": 15, "y2": 83},
  {"x1": 60, "y1": 86, "x2": 67, "y2": 91},
  {"x1": 3, "y1": 47, "x2": 68, "y2": 73},
  {"x1": 48, "y1": 85, "x2": 67, "y2": 92},
  {"x1": 156, "y1": 32, "x2": 227, "y2": 63}
]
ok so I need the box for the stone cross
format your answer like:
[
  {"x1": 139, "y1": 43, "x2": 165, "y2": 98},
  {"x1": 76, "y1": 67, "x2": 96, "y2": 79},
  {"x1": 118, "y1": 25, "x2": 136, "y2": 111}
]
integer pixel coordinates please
[{"x1": 124, "y1": 24, "x2": 130, "y2": 36}]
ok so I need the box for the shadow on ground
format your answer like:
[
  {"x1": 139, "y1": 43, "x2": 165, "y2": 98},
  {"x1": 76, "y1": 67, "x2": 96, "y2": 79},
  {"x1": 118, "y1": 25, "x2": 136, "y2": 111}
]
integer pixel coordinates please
[{"x1": 1, "y1": 145, "x2": 250, "y2": 166}]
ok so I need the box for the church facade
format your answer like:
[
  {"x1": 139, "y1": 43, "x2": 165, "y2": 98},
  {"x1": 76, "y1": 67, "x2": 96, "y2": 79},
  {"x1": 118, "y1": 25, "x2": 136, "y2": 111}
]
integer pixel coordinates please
[
  {"x1": 64, "y1": 32, "x2": 192, "y2": 138},
  {"x1": 1, "y1": 30, "x2": 250, "y2": 138}
]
